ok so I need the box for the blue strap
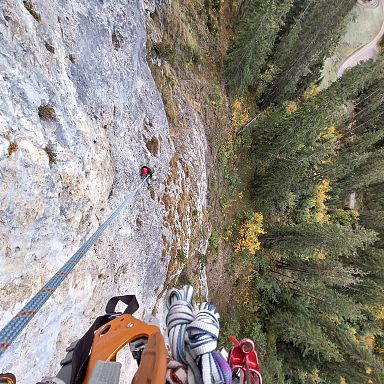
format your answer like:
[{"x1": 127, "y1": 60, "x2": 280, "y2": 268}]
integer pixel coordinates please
[{"x1": 0, "y1": 176, "x2": 148, "y2": 358}]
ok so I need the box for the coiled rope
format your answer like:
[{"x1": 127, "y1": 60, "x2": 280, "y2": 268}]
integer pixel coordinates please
[
  {"x1": 166, "y1": 285, "x2": 231, "y2": 384},
  {"x1": 0, "y1": 175, "x2": 148, "y2": 358}
]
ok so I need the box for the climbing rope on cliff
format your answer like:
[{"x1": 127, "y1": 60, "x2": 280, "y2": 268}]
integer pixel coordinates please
[
  {"x1": 0, "y1": 167, "x2": 155, "y2": 358},
  {"x1": 0, "y1": 164, "x2": 264, "y2": 383},
  {"x1": 1, "y1": 285, "x2": 263, "y2": 383}
]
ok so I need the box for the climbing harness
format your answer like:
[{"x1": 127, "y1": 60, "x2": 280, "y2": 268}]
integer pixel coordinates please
[{"x1": 0, "y1": 169, "x2": 153, "y2": 358}]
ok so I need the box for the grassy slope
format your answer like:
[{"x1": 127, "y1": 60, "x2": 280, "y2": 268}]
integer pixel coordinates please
[{"x1": 146, "y1": 0, "x2": 247, "y2": 305}]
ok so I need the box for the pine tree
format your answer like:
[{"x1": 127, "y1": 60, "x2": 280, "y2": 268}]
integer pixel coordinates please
[
  {"x1": 332, "y1": 150, "x2": 384, "y2": 196},
  {"x1": 324, "y1": 76, "x2": 384, "y2": 198},
  {"x1": 264, "y1": 222, "x2": 377, "y2": 258},
  {"x1": 360, "y1": 183, "x2": 384, "y2": 244},
  {"x1": 262, "y1": 261, "x2": 384, "y2": 382},
  {"x1": 253, "y1": 57, "x2": 384, "y2": 162},
  {"x1": 251, "y1": 57, "x2": 384, "y2": 210},
  {"x1": 220, "y1": 3, "x2": 384, "y2": 379},
  {"x1": 225, "y1": 0, "x2": 293, "y2": 97},
  {"x1": 361, "y1": 210, "x2": 384, "y2": 233},
  {"x1": 261, "y1": 0, "x2": 356, "y2": 105},
  {"x1": 266, "y1": 291, "x2": 384, "y2": 383},
  {"x1": 348, "y1": 248, "x2": 384, "y2": 306}
]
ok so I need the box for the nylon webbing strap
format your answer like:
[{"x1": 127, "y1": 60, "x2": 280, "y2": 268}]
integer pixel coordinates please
[{"x1": 0, "y1": 176, "x2": 148, "y2": 358}]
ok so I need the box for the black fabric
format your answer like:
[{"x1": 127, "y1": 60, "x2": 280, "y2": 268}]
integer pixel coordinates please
[
  {"x1": 69, "y1": 295, "x2": 139, "y2": 384},
  {"x1": 105, "y1": 295, "x2": 139, "y2": 315}
]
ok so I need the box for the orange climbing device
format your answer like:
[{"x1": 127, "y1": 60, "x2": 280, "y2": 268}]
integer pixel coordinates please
[{"x1": 84, "y1": 314, "x2": 166, "y2": 384}]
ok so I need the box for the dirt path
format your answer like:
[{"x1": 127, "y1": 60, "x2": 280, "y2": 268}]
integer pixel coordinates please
[{"x1": 337, "y1": 0, "x2": 384, "y2": 77}]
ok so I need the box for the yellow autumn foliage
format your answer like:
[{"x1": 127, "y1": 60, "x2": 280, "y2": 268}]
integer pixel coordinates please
[
  {"x1": 310, "y1": 179, "x2": 331, "y2": 223},
  {"x1": 318, "y1": 125, "x2": 338, "y2": 142},
  {"x1": 363, "y1": 336, "x2": 375, "y2": 349},
  {"x1": 231, "y1": 98, "x2": 250, "y2": 131},
  {"x1": 348, "y1": 120, "x2": 357, "y2": 130},
  {"x1": 302, "y1": 84, "x2": 320, "y2": 102},
  {"x1": 285, "y1": 102, "x2": 298, "y2": 114},
  {"x1": 374, "y1": 305, "x2": 384, "y2": 320},
  {"x1": 316, "y1": 250, "x2": 327, "y2": 261},
  {"x1": 321, "y1": 157, "x2": 333, "y2": 165},
  {"x1": 234, "y1": 213, "x2": 266, "y2": 254}
]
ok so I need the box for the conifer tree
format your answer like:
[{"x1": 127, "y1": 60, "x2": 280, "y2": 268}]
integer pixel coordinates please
[
  {"x1": 265, "y1": 222, "x2": 377, "y2": 258},
  {"x1": 325, "y1": 76, "x2": 384, "y2": 198},
  {"x1": 261, "y1": 0, "x2": 355, "y2": 104},
  {"x1": 251, "y1": 58, "x2": 384, "y2": 209},
  {"x1": 225, "y1": 0, "x2": 293, "y2": 97}
]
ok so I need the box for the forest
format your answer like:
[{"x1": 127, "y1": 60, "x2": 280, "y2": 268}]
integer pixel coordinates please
[{"x1": 220, "y1": 0, "x2": 384, "y2": 383}]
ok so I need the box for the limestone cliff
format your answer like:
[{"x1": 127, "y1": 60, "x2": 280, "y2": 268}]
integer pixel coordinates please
[{"x1": 0, "y1": 0, "x2": 208, "y2": 381}]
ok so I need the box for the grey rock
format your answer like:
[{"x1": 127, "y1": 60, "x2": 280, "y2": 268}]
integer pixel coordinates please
[
  {"x1": 0, "y1": 0, "x2": 206, "y2": 383},
  {"x1": 0, "y1": 0, "x2": 208, "y2": 381}
]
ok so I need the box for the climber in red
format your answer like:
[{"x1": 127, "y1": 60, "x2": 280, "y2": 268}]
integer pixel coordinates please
[
  {"x1": 140, "y1": 166, "x2": 155, "y2": 184},
  {"x1": 140, "y1": 166, "x2": 152, "y2": 176}
]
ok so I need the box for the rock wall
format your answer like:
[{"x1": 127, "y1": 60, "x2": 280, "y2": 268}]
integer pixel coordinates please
[{"x1": 0, "y1": 0, "x2": 208, "y2": 381}]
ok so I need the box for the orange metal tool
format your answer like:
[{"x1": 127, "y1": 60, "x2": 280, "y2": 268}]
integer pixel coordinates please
[{"x1": 83, "y1": 314, "x2": 166, "y2": 384}]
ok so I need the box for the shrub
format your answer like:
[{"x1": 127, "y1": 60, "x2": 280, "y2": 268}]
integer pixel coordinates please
[
  {"x1": 23, "y1": 1, "x2": 41, "y2": 22},
  {"x1": 183, "y1": 44, "x2": 203, "y2": 66},
  {"x1": 38, "y1": 105, "x2": 56, "y2": 120},
  {"x1": 208, "y1": 230, "x2": 220, "y2": 250},
  {"x1": 231, "y1": 99, "x2": 250, "y2": 132},
  {"x1": 331, "y1": 209, "x2": 359, "y2": 226},
  {"x1": 153, "y1": 42, "x2": 176, "y2": 65},
  {"x1": 177, "y1": 249, "x2": 186, "y2": 263},
  {"x1": 191, "y1": 49, "x2": 202, "y2": 65},
  {"x1": 234, "y1": 212, "x2": 266, "y2": 254},
  {"x1": 44, "y1": 146, "x2": 57, "y2": 164},
  {"x1": 211, "y1": 0, "x2": 221, "y2": 12},
  {"x1": 7, "y1": 142, "x2": 18, "y2": 156}
]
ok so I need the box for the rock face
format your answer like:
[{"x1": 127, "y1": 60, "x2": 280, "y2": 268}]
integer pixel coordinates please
[{"x1": 0, "y1": 0, "x2": 208, "y2": 381}]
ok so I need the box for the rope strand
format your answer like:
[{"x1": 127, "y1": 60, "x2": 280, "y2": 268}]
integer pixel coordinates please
[
  {"x1": 0, "y1": 176, "x2": 148, "y2": 358},
  {"x1": 166, "y1": 285, "x2": 231, "y2": 384}
]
